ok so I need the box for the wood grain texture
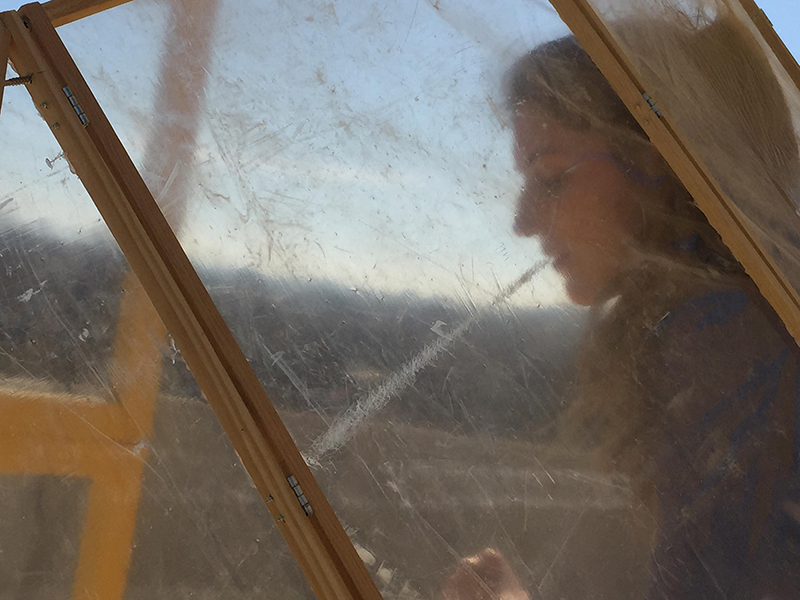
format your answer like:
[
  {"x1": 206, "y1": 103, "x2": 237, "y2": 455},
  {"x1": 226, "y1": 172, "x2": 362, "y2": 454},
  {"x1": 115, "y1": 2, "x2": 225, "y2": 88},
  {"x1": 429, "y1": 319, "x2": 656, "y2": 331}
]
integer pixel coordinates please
[
  {"x1": 4, "y1": 5, "x2": 383, "y2": 599},
  {"x1": 43, "y1": 0, "x2": 133, "y2": 27},
  {"x1": 546, "y1": 0, "x2": 800, "y2": 349}
]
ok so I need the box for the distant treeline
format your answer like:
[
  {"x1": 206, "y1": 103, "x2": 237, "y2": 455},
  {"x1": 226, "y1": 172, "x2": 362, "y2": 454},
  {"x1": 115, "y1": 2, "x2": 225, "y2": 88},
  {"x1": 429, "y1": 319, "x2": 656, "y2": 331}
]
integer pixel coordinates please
[{"x1": 0, "y1": 227, "x2": 583, "y2": 437}]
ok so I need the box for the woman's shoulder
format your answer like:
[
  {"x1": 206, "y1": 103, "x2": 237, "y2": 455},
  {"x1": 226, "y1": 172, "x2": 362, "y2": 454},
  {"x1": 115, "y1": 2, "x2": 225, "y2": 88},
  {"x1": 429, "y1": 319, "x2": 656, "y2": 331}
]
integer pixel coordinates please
[
  {"x1": 631, "y1": 274, "x2": 796, "y2": 479},
  {"x1": 647, "y1": 275, "x2": 792, "y2": 372},
  {"x1": 638, "y1": 276, "x2": 800, "y2": 593},
  {"x1": 640, "y1": 274, "x2": 798, "y2": 495}
]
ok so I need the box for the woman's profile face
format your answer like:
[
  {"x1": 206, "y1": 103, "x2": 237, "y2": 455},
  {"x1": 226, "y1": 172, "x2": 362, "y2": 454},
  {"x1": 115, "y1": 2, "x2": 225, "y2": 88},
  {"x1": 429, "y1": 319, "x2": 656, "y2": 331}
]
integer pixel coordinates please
[{"x1": 513, "y1": 105, "x2": 651, "y2": 306}]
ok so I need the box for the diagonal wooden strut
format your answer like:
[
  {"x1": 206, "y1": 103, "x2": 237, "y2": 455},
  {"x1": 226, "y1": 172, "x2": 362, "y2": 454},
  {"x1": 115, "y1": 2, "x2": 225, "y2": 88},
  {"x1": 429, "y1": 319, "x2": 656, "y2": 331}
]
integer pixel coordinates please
[
  {"x1": 2, "y1": 4, "x2": 383, "y2": 600},
  {"x1": 42, "y1": 0, "x2": 134, "y2": 27}
]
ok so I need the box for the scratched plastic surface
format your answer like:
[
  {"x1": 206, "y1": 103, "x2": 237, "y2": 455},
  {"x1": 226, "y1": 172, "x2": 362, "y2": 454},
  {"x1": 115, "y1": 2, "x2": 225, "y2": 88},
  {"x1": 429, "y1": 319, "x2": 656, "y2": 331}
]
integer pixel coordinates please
[
  {"x1": 589, "y1": 0, "x2": 800, "y2": 295},
  {"x1": 0, "y1": 77, "x2": 313, "y2": 598},
  {"x1": 46, "y1": 0, "x2": 800, "y2": 597}
]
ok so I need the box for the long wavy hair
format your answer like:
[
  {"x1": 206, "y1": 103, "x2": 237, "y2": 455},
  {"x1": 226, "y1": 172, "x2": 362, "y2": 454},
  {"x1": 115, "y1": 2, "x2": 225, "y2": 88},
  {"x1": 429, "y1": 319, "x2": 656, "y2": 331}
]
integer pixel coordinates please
[{"x1": 506, "y1": 10, "x2": 799, "y2": 476}]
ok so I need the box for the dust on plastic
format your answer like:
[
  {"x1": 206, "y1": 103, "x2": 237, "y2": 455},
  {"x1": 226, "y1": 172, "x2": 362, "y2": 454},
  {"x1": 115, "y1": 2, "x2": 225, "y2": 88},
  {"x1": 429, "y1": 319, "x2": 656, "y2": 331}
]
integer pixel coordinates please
[
  {"x1": 590, "y1": 0, "x2": 800, "y2": 291},
  {"x1": 3, "y1": 0, "x2": 800, "y2": 598},
  {"x1": 0, "y1": 56, "x2": 313, "y2": 600}
]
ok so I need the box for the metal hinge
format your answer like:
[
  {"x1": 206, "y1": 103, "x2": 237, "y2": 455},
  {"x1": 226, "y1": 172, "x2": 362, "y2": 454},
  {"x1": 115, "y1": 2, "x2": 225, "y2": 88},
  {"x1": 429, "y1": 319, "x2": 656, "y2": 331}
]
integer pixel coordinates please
[
  {"x1": 62, "y1": 86, "x2": 89, "y2": 127},
  {"x1": 287, "y1": 474, "x2": 313, "y2": 516},
  {"x1": 642, "y1": 92, "x2": 663, "y2": 119}
]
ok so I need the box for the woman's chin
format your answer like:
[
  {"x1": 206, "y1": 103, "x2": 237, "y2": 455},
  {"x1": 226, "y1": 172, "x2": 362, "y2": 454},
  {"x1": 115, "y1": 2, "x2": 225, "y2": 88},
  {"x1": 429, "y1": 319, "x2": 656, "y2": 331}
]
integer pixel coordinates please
[
  {"x1": 564, "y1": 279, "x2": 598, "y2": 306},
  {"x1": 559, "y1": 261, "x2": 613, "y2": 306},
  {"x1": 553, "y1": 262, "x2": 595, "y2": 305}
]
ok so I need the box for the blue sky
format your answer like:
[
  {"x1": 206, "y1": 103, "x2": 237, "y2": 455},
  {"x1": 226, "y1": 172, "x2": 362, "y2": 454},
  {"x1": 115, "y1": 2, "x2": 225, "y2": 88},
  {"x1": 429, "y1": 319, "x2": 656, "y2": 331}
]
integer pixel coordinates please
[
  {"x1": 1, "y1": 0, "x2": 571, "y2": 307},
  {"x1": 0, "y1": 0, "x2": 793, "y2": 52}
]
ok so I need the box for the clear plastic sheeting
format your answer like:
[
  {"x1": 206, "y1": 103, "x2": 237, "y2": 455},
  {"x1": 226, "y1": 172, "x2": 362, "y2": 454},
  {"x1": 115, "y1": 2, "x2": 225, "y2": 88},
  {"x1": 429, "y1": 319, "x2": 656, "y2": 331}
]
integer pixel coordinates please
[
  {"x1": 0, "y1": 80, "x2": 313, "y2": 598},
  {"x1": 588, "y1": 0, "x2": 800, "y2": 294},
  {"x1": 9, "y1": 0, "x2": 800, "y2": 598},
  {"x1": 0, "y1": 476, "x2": 87, "y2": 600}
]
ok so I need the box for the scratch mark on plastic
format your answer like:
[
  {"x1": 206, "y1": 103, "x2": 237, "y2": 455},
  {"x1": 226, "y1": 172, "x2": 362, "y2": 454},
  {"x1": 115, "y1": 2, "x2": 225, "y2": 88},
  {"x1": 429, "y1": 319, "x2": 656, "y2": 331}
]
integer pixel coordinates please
[
  {"x1": 305, "y1": 261, "x2": 548, "y2": 465},
  {"x1": 16, "y1": 279, "x2": 47, "y2": 303}
]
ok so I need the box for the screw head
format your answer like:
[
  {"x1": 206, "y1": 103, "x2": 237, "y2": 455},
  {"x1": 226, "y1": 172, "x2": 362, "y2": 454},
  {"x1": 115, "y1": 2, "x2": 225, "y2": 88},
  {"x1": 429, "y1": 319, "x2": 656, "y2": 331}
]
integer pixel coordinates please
[
  {"x1": 51, "y1": 122, "x2": 60, "y2": 130},
  {"x1": 277, "y1": 515, "x2": 285, "y2": 522},
  {"x1": 40, "y1": 101, "x2": 48, "y2": 109}
]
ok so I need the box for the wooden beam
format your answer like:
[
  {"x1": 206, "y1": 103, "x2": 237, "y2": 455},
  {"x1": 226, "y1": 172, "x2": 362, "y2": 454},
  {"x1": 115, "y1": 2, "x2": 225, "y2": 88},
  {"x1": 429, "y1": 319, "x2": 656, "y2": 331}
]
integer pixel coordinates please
[
  {"x1": 42, "y1": 0, "x2": 134, "y2": 27},
  {"x1": 3, "y1": 5, "x2": 383, "y2": 600},
  {"x1": 546, "y1": 0, "x2": 800, "y2": 348},
  {"x1": 0, "y1": 388, "x2": 144, "y2": 444},
  {"x1": 72, "y1": 462, "x2": 149, "y2": 600}
]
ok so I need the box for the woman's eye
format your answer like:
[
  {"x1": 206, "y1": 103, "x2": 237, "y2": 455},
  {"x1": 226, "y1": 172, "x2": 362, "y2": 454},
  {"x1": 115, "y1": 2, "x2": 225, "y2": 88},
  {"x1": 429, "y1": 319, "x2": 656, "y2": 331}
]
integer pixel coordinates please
[
  {"x1": 527, "y1": 155, "x2": 575, "y2": 194},
  {"x1": 536, "y1": 172, "x2": 567, "y2": 195}
]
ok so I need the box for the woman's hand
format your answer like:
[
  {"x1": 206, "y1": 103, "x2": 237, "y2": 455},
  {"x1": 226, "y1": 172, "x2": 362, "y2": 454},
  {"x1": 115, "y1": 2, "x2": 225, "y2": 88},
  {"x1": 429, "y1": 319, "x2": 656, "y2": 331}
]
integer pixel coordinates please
[{"x1": 441, "y1": 548, "x2": 530, "y2": 600}]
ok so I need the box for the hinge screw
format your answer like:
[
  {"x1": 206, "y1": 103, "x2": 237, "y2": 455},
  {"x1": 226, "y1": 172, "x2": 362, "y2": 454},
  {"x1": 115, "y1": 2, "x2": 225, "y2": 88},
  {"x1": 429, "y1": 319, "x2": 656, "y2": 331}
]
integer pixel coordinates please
[
  {"x1": 4, "y1": 74, "x2": 32, "y2": 87},
  {"x1": 51, "y1": 122, "x2": 60, "y2": 130},
  {"x1": 277, "y1": 515, "x2": 285, "y2": 522}
]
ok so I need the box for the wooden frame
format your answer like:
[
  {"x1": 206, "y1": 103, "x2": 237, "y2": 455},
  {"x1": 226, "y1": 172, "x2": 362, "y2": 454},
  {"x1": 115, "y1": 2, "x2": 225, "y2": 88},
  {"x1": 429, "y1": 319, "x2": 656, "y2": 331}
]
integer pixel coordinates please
[
  {"x1": 42, "y1": 0, "x2": 134, "y2": 27},
  {"x1": 3, "y1": 0, "x2": 800, "y2": 598},
  {"x1": 545, "y1": 0, "x2": 800, "y2": 348},
  {"x1": 0, "y1": 2, "x2": 216, "y2": 597},
  {"x1": 0, "y1": 274, "x2": 163, "y2": 600},
  {"x1": 2, "y1": 4, "x2": 382, "y2": 600},
  {"x1": 30, "y1": 0, "x2": 800, "y2": 366}
]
